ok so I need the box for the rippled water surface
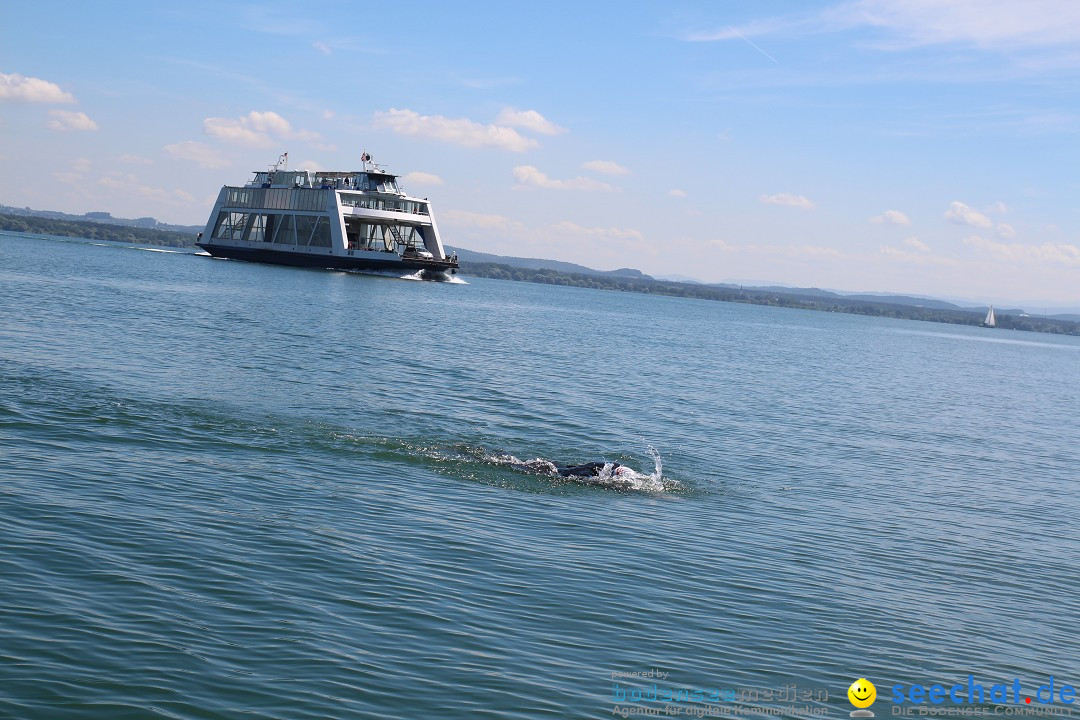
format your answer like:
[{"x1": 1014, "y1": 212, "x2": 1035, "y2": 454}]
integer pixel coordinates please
[{"x1": 1, "y1": 232, "x2": 1077, "y2": 719}]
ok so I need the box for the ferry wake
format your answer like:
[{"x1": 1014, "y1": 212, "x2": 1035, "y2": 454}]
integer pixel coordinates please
[{"x1": 196, "y1": 152, "x2": 458, "y2": 279}]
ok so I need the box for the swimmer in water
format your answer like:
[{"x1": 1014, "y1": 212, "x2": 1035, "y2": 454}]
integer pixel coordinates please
[
  {"x1": 556, "y1": 461, "x2": 624, "y2": 478},
  {"x1": 511, "y1": 459, "x2": 629, "y2": 478}
]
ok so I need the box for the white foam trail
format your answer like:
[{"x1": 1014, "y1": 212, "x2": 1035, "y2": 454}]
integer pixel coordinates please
[
  {"x1": 406, "y1": 270, "x2": 467, "y2": 284},
  {"x1": 342, "y1": 268, "x2": 462, "y2": 283},
  {"x1": 137, "y1": 247, "x2": 187, "y2": 254}
]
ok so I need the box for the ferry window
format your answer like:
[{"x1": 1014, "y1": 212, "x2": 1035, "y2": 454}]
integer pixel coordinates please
[
  {"x1": 241, "y1": 214, "x2": 266, "y2": 242},
  {"x1": 246, "y1": 214, "x2": 267, "y2": 242},
  {"x1": 310, "y1": 217, "x2": 331, "y2": 247},
  {"x1": 212, "y1": 212, "x2": 229, "y2": 239},
  {"x1": 295, "y1": 215, "x2": 317, "y2": 246},
  {"x1": 273, "y1": 214, "x2": 296, "y2": 244},
  {"x1": 232, "y1": 188, "x2": 255, "y2": 208},
  {"x1": 229, "y1": 213, "x2": 249, "y2": 240}
]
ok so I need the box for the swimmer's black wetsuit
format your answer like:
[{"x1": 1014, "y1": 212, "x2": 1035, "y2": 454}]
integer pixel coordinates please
[{"x1": 556, "y1": 462, "x2": 622, "y2": 478}]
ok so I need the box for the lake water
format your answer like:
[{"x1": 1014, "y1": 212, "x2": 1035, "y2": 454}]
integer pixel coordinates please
[{"x1": 1, "y1": 231, "x2": 1077, "y2": 719}]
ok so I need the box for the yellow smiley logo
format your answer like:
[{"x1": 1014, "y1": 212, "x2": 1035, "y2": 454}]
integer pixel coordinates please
[{"x1": 848, "y1": 678, "x2": 877, "y2": 709}]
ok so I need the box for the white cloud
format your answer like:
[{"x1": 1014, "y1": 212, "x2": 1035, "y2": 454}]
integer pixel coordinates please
[
  {"x1": 119, "y1": 154, "x2": 152, "y2": 165},
  {"x1": 582, "y1": 160, "x2": 630, "y2": 176},
  {"x1": 204, "y1": 118, "x2": 271, "y2": 145},
  {"x1": 870, "y1": 209, "x2": 911, "y2": 225},
  {"x1": 903, "y1": 235, "x2": 930, "y2": 252},
  {"x1": 495, "y1": 108, "x2": 566, "y2": 136},
  {"x1": 54, "y1": 157, "x2": 92, "y2": 184},
  {"x1": 402, "y1": 171, "x2": 444, "y2": 186},
  {"x1": 512, "y1": 165, "x2": 614, "y2": 191},
  {"x1": 742, "y1": 243, "x2": 841, "y2": 257},
  {"x1": 164, "y1": 141, "x2": 231, "y2": 169},
  {"x1": 944, "y1": 200, "x2": 992, "y2": 229},
  {"x1": 995, "y1": 223, "x2": 1016, "y2": 239},
  {"x1": 759, "y1": 192, "x2": 815, "y2": 209},
  {"x1": 962, "y1": 235, "x2": 1080, "y2": 265},
  {"x1": 984, "y1": 200, "x2": 1009, "y2": 214},
  {"x1": 693, "y1": 2, "x2": 1080, "y2": 51},
  {"x1": 47, "y1": 110, "x2": 98, "y2": 131},
  {"x1": 669, "y1": 189, "x2": 687, "y2": 197},
  {"x1": 550, "y1": 221, "x2": 644, "y2": 241},
  {"x1": 837, "y1": 0, "x2": 1080, "y2": 50},
  {"x1": 0, "y1": 73, "x2": 75, "y2": 103},
  {"x1": 373, "y1": 108, "x2": 538, "y2": 152},
  {"x1": 709, "y1": 237, "x2": 841, "y2": 257},
  {"x1": 441, "y1": 210, "x2": 518, "y2": 230},
  {"x1": 203, "y1": 110, "x2": 309, "y2": 146},
  {"x1": 879, "y1": 245, "x2": 960, "y2": 266},
  {"x1": 53, "y1": 171, "x2": 83, "y2": 184},
  {"x1": 313, "y1": 41, "x2": 332, "y2": 55},
  {"x1": 97, "y1": 173, "x2": 173, "y2": 202}
]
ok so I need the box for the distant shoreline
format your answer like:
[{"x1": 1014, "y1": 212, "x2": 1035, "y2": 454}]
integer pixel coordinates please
[
  {"x1": 459, "y1": 262, "x2": 1080, "y2": 337},
  {"x1": 0, "y1": 211, "x2": 195, "y2": 248},
  {"x1": 2, "y1": 211, "x2": 1077, "y2": 337}
]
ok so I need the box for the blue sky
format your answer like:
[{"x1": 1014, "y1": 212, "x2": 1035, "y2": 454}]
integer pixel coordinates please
[{"x1": 3, "y1": 1, "x2": 1079, "y2": 304}]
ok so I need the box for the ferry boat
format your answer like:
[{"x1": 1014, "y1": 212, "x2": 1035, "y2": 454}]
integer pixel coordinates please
[{"x1": 196, "y1": 153, "x2": 458, "y2": 279}]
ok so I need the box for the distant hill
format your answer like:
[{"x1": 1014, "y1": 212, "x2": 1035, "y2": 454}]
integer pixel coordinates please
[
  {"x1": 0, "y1": 204, "x2": 203, "y2": 235},
  {"x1": 739, "y1": 285, "x2": 841, "y2": 299},
  {"x1": 720, "y1": 287, "x2": 970, "y2": 310},
  {"x1": 840, "y1": 293, "x2": 964, "y2": 310},
  {"x1": 446, "y1": 246, "x2": 651, "y2": 280},
  {"x1": 654, "y1": 273, "x2": 705, "y2": 284}
]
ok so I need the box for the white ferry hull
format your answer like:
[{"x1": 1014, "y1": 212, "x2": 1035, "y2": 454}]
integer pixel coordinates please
[{"x1": 197, "y1": 241, "x2": 456, "y2": 278}]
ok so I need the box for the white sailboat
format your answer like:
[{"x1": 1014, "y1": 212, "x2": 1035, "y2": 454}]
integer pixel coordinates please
[{"x1": 982, "y1": 306, "x2": 996, "y2": 328}]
